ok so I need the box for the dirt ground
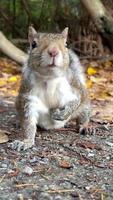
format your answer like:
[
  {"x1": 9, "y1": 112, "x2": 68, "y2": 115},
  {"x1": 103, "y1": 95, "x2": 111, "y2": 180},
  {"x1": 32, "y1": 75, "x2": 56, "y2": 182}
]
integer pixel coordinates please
[{"x1": 0, "y1": 58, "x2": 113, "y2": 200}]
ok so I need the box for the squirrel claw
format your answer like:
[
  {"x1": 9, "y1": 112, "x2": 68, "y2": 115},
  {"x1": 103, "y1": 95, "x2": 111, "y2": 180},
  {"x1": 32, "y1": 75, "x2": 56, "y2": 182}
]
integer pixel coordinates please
[
  {"x1": 50, "y1": 107, "x2": 70, "y2": 121},
  {"x1": 8, "y1": 139, "x2": 34, "y2": 151},
  {"x1": 79, "y1": 126, "x2": 95, "y2": 135}
]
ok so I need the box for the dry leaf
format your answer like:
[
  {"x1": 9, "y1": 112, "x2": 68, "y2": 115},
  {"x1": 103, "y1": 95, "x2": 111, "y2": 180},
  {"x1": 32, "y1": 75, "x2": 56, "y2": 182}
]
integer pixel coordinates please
[
  {"x1": 8, "y1": 76, "x2": 17, "y2": 82},
  {"x1": 87, "y1": 67, "x2": 96, "y2": 75},
  {"x1": 10, "y1": 90, "x2": 17, "y2": 96},
  {"x1": 58, "y1": 160, "x2": 72, "y2": 169},
  {"x1": 86, "y1": 79, "x2": 92, "y2": 89},
  {"x1": 0, "y1": 79, "x2": 7, "y2": 87},
  {"x1": 104, "y1": 61, "x2": 112, "y2": 68},
  {"x1": 0, "y1": 131, "x2": 9, "y2": 144},
  {"x1": 8, "y1": 168, "x2": 20, "y2": 177},
  {"x1": 107, "y1": 91, "x2": 113, "y2": 97}
]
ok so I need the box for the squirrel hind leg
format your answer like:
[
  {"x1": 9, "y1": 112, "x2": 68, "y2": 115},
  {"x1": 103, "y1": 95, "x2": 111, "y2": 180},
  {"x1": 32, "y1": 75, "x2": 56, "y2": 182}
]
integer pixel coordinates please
[{"x1": 74, "y1": 103, "x2": 93, "y2": 135}]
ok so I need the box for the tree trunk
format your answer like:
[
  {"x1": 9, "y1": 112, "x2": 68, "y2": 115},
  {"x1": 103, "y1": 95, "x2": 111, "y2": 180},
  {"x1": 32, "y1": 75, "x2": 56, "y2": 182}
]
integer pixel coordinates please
[
  {"x1": 80, "y1": 0, "x2": 113, "y2": 51},
  {"x1": 0, "y1": 31, "x2": 28, "y2": 65}
]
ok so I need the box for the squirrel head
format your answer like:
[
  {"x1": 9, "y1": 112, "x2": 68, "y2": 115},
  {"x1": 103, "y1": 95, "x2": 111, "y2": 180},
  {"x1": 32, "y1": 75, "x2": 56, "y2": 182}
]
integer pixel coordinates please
[{"x1": 28, "y1": 26, "x2": 69, "y2": 73}]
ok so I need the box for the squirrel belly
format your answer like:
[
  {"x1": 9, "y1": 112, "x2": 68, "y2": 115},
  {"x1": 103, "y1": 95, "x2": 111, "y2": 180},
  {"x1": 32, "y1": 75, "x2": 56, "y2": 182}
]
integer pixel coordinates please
[{"x1": 23, "y1": 68, "x2": 79, "y2": 129}]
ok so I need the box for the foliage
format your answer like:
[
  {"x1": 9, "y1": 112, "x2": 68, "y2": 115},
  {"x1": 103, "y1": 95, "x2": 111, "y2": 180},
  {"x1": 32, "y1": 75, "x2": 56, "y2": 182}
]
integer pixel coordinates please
[
  {"x1": 0, "y1": 0, "x2": 113, "y2": 57},
  {"x1": 0, "y1": 0, "x2": 82, "y2": 38}
]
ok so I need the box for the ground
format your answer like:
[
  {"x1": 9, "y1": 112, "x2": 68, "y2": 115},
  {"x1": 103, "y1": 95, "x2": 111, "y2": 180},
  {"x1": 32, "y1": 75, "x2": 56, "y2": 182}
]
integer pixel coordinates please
[{"x1": 0, "y1": 58, "x2": 113, "y2": 200}]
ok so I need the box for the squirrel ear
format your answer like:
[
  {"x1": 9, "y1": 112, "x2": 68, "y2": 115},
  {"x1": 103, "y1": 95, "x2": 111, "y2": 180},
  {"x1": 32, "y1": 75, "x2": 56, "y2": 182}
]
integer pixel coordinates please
[
  {"x1": 62, "y1": 27, "x2": 68, "y2": 43},
  {"x1": 28, "y1": 26, "x2": 37, "y2": 44}
]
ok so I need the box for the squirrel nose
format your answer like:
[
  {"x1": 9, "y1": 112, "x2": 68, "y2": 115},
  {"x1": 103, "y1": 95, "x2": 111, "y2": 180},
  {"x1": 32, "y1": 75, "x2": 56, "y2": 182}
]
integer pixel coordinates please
[{"x1": 48, "y1": 48, "x2": 58, "y2": 57}]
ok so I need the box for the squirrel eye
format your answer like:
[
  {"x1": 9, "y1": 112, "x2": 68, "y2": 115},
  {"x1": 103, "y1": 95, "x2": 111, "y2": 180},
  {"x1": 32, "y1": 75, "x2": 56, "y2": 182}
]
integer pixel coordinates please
[
  {"x1": 65, "y1": 42, "x2": 69, "y2": 48},
  {"x1": 32, "y1": 41, "x2": 37, "y2": 49},
  {"x1": 65, "y1": 42, "x2": 67, "y2": 47}
]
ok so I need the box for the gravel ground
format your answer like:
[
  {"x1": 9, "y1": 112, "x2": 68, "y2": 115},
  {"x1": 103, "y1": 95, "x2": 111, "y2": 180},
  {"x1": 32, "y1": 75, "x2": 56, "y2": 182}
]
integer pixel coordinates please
[{"x1": 0, "y1": 97, "x2": 113, "y2": 200}]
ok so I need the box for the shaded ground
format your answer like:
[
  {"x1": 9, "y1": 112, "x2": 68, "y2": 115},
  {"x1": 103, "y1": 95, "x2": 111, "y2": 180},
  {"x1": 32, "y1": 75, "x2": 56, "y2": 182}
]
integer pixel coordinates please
[{"x1": 0, "y1": 58, "x2": 113, "y2": 200}]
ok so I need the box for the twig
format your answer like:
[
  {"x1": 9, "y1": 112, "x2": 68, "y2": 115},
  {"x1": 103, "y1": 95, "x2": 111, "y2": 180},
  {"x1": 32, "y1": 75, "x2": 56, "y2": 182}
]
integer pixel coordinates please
[
  {"x1": 0, "y1": 175, "x2": 6, "y2": 183},
  {"x1": 47, "y1": 189, "x2": 75, "y2": 194},
  {"x1": 40, "y1": 174, "x2": 49, "y2": 180},
  {"x1": 90, "y1": 188, "x2": 103, "y2": 195},
  {"x1": 100, "y1": 193, "x2": 104, "y2": 200},
  {"x1": 15, "y1": 183, "x2": 37, "y2": 188},
  {"x1": 78, "y1": 192, "x2": 84, "y2": 200},
  {"x1": 13, "y1": 160, "x2": 18, "y2": 168}
]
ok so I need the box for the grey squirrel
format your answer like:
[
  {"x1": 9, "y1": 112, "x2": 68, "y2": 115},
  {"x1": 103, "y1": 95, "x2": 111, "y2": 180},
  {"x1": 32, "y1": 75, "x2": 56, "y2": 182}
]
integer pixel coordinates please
[{"x1": 9, "y1": 26, "x2": 90, "y2": 151}]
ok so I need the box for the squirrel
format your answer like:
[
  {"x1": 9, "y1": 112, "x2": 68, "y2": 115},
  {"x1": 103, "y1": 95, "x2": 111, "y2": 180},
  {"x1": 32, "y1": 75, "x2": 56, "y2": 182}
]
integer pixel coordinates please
[{"x1": 9, "y1": 26, "x2": 91, "y2": 151}]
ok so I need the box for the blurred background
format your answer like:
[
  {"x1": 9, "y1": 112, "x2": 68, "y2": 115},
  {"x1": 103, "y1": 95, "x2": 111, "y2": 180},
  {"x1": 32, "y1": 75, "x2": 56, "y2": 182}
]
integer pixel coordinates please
[{"x1": 1, "y1": 0, "x2": 113, "y2": 58}]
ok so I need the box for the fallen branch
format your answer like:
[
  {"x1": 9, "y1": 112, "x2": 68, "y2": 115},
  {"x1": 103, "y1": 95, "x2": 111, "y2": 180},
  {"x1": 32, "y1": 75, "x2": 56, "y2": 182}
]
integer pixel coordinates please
[{"x1": 0, "y1": 31, "x2": 28, "y2": 65}]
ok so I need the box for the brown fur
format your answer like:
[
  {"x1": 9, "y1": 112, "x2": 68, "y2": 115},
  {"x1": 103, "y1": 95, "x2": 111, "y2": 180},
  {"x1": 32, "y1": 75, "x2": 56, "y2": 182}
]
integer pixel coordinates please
[{"x1": 9, "y1": 27, "x2": 91, "y2": 151}]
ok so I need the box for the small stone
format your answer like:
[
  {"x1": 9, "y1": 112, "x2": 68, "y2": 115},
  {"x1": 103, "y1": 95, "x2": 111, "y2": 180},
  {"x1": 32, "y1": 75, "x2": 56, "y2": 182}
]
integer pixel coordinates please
[
  {"x1": 70, "y1": 191, "x2": 79, "y2": 198},
  {"x1": 105, "y1": 141, "x2": 113, "y2": 147},
  {"x1": 43, "y1": 185, "x2": 49, "y2": 190},
  {"x1": 87, "y1": 153, "x2": 95, "y2": 157},
  {"x1": 0, "y1": 148, "x2": 5, "y2": 153},
  {"x1": 17, "y1": 194, "x2": 24, "y2": 200},
  {"x1": 106, "y1": 156, "x2": 110, "y2": 160},
  {"x1": 32, "y1": 147, "x2": 39, "y2": 151},
  {"x1": 22, "y1": 166, "x2": 33, "y2": 175},
  {"x1": 54, "y1": 195, "x2": 62, "y2": 200},
  {"x1": 29, "y1": 157, "x2": 37, "y2": 163},
  {"x1": 1, "y1": 163, "x2": 7, "y2": 168},
  {"x1": 8, "y1": 169, "x2": 14, "y2": 174},
  {"x1": 59, "y1": 148, "x2": 64, "y2": 153},
  {"x1": 85, "y1": 185, "x2": 92, "y2": 190},
  {"x1": 39, "y1": 193, "x2": 53, "y2": 200}
]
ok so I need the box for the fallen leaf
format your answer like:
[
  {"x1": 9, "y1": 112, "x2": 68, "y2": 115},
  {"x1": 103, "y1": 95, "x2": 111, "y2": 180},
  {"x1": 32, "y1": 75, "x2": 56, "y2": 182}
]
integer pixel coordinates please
[
  {"x1": 8, "y1": 168, "x2": 20, "y2": 177},
  {"x1": 99, "y1": 91, "x2": 109, "y2": 99},
  {"x1": 0, "y1": 131, "x2": 9, "y2": 143},
  {"x1": 58, "y1": 160, "x2": 72, "y2": 169},
  {"x1": 8, "y1": 76, "x2": 17, "y2": 82},
  {"x1": 86, "y1": 79, "x2": 92, "y2": 89},
  {"x1": 15, "y1": 183, "x2": 37, "y2": 188},
  {"x1": 0, "y1": 79, "x2": 7, "y2": 87},
  {"x1": 87, "y1": 67, "x2": 96, "y2": 75},
  {"x1": 10, "y1": 90, "x2": 17, "y2": 96}
]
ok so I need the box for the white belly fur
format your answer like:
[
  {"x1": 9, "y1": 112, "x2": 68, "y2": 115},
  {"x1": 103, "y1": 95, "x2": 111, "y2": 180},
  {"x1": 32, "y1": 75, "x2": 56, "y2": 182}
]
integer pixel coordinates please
[{"x1": 28, "y1": 76, "x2": 79, "y2": 129}]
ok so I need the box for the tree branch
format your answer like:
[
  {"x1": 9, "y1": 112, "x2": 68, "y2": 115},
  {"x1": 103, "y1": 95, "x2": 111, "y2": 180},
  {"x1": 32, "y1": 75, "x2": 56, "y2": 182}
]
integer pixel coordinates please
[
  {"x1": 0, "y1": 31, "x2": 28, "y2": 65},
  {"x1": 80, "y1": 0, "x2": 113, "y2": 51}
]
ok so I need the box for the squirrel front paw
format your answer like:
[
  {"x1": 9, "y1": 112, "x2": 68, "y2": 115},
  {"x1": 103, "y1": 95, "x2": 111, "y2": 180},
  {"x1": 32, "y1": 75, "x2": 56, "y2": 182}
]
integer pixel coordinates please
[
  {"x1": 8, "y1": 139, "x2": 34, "y2": 151},
  {"x1": 79, "y1": 126, "x2": 96, "y2": 135},
  {"x1": 50, "y1": 100, "x2": 77, "y2": 121},
  {"x1": 50, "y1": 106, "x2": 71, "y2": 121}
]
